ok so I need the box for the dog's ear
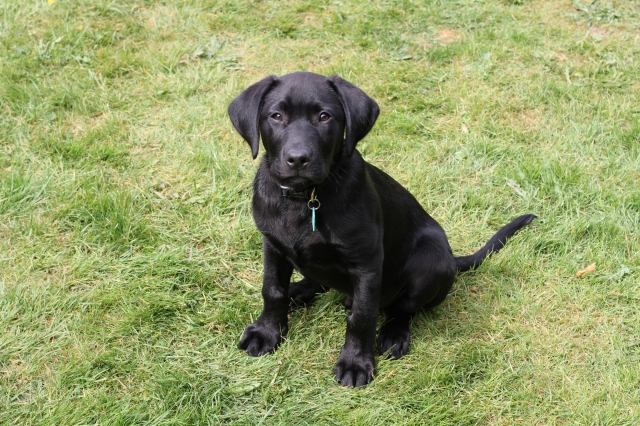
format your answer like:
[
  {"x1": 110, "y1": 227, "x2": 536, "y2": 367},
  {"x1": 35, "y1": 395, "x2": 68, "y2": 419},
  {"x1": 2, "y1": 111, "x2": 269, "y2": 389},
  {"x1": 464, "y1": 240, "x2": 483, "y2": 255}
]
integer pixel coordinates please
[
  {"x1": 228, "y1": 75, "x2": 278, "y2": 159},
  {"x1": 327, "y1": 75, "x2": 380, "y2": 157}
]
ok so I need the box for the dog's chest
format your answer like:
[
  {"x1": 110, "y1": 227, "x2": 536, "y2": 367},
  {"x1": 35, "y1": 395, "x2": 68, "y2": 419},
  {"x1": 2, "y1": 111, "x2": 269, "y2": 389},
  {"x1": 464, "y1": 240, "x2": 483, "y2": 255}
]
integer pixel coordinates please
[
  {"x1": 257, "y1": 208, "x2": 352, "y2": 290},
  {"x1": 262, "y1": 215, "x2": 342, "y2": 263}
]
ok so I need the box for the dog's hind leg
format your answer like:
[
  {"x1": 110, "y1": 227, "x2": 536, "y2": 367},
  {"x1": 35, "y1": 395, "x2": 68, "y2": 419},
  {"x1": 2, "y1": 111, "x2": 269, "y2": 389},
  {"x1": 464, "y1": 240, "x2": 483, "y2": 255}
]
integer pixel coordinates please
[
  {"x1": 288, "y1": 278, "x2": 328, "y2": 311},
  {"x1": 377, "y1": 233, "x2": 457, "y2": 358},
  {"x1": 377, "y1": 308, "x2": 412, "y2": 359},
  {"x1": 394, "y1": 231, "x2": 458, "y2": 313}
]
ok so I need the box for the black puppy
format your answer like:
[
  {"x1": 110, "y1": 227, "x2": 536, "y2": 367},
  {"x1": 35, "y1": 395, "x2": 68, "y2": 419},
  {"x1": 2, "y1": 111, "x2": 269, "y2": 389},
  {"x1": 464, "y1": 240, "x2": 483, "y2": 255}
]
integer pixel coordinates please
[{"x1": 229, "y1": 72, "x2": 535, "y2": 387}]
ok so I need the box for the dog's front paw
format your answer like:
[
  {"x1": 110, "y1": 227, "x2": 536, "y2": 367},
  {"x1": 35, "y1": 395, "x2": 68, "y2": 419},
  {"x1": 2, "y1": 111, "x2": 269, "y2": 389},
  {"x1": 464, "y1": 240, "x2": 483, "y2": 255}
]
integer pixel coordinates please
[
  {"x1": 334, "y1": 349, "x2": 375, "y2": 387},
  {"x1": 238, "y1": 322, "x2": 284, "y2": 356}
]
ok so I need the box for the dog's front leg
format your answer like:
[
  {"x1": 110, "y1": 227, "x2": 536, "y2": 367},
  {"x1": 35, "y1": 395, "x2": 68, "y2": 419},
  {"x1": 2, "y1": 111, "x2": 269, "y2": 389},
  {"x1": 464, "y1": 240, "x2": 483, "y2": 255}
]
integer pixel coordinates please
[
  {"x1": 238, "y1": 237, "x2": 292, "y2": 356},
  {"x1": 334, "y1": 267, "x2": 381, "y2": 387}
]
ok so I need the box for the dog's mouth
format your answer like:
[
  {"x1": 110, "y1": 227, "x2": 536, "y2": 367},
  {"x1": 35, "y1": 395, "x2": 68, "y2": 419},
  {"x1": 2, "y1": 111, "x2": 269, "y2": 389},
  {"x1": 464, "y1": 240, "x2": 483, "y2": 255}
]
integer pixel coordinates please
[
  {"x1": 270, "y1": 159, "x2": 331, "y2": 192},
  {"x1": 278, "y1": 176, "x2": 318, "y2": 191}
]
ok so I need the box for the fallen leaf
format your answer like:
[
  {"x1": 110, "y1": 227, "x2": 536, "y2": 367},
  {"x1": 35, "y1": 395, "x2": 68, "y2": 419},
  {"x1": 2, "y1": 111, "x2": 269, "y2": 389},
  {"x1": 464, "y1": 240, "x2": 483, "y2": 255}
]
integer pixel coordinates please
[
  {"x1": 461, "y1": 123, "x2": 469, "y2": 134},
  {"x1": 436, "y1": 29, "x2": 463, "y2": 46},
  {"x1": 576, "y1": 263, "x2": 596, "y2": 277}
]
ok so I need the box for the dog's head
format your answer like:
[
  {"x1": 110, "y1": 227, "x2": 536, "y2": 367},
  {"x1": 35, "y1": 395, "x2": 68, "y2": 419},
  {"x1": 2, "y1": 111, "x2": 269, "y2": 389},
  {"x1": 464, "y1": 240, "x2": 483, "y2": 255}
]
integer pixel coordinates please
[{"x1": 228, "y1": 72, "x2": 379, "y2": 190}]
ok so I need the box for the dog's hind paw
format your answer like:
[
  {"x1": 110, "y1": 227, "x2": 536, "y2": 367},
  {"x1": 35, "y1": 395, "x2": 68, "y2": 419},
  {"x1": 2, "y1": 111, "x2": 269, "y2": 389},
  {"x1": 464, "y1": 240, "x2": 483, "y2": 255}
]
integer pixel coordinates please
[
  {"x1": 288, "y1": 279, "x2": 326, "y2": 311},
  {"x1": 377, "y1": 322, "x2": 411, "y2": 359},
  {"x1": 343, "y1": 295, "x2": 353, "y2": 310}
]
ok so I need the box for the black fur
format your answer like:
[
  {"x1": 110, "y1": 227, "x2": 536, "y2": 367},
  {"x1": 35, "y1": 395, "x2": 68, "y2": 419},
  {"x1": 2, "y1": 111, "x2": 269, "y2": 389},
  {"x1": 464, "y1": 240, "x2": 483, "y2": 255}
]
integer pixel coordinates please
[{"x1": 229, "y1": 72, "x2": 535, "y2": 387}]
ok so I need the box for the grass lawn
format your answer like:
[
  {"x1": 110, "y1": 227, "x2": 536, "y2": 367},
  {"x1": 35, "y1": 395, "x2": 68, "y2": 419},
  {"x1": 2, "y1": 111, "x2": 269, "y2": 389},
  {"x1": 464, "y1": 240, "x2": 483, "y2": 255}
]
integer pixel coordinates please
[{"x1": 1, "y1": 0, "x2": 639, "y2": 424}]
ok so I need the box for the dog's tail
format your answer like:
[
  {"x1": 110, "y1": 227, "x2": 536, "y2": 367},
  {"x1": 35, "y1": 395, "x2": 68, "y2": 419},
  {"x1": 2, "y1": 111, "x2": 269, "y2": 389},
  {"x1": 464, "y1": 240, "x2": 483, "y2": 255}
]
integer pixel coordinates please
[{"x1": 454, "y1": 214, "x2": 536, "y2": 273}]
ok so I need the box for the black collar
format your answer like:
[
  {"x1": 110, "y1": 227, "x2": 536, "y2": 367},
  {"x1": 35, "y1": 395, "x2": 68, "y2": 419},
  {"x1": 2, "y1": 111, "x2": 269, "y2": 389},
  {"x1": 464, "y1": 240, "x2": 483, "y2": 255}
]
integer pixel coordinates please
[{"x1": 279, "y1": 185, "x2": 313, "y2": 200}]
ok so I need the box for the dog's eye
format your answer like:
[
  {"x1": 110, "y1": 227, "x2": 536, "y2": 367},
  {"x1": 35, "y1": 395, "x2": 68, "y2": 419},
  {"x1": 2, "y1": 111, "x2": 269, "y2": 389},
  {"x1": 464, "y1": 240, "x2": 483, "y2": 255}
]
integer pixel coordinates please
[
  {"x1": 271, "y1": 113, "x2": 283, "y2": 121},
  {"x1": 319, "y1": 112, "x2": 331, "y2": 122}
]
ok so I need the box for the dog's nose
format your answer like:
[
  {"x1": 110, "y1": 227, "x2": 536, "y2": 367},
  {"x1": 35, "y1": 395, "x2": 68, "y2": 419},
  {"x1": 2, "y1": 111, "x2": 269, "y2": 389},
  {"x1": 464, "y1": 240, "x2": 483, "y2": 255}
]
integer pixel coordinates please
[{"x1": 285, "y1": 148, "x2": 310, "y2": 170}]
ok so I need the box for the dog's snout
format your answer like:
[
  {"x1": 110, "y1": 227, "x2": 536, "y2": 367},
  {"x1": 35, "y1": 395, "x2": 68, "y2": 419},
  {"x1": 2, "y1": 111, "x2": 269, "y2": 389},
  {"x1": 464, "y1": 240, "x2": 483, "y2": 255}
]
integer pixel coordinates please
[{"x1": 285, "y1": 147, "x2": 311, "y2": 170}]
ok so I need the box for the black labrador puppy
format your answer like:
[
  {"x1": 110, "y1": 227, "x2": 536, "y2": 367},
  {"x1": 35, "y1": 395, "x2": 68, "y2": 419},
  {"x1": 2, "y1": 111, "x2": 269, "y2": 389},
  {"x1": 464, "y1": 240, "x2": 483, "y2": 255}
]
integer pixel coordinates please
[{"x1": 229, "y1": 72, "x2": 535, "y2": 387}]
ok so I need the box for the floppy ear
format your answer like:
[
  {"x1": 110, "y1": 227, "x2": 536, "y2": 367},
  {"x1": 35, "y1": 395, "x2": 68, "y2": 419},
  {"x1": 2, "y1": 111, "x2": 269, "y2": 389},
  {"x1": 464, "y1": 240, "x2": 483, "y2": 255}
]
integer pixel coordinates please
[
  {"x1": 327, "y1": 74, "x2": 380, "y2": 157},
  {"x1": 228, "y1": 75, "x2": 278, "y2": 159}
]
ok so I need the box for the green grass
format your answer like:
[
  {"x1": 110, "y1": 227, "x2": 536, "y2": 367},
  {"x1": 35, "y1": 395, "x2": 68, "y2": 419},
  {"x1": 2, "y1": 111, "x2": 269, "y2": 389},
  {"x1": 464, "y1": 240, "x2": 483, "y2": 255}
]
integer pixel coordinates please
[{"x1": 1, "y1": 0, "x2": 639, "y2": 424}]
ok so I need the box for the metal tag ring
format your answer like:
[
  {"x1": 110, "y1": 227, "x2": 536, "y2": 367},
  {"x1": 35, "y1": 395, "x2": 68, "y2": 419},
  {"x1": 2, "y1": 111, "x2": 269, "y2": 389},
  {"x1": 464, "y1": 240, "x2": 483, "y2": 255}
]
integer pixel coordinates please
[{"x1": 307, "y1": 199, "x2": 321, "y2": 210}]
